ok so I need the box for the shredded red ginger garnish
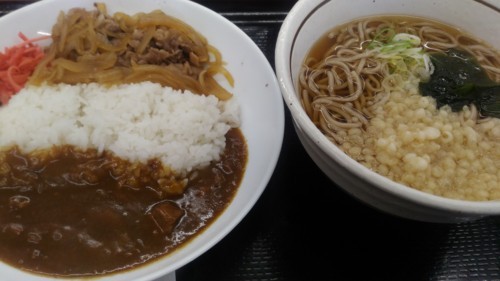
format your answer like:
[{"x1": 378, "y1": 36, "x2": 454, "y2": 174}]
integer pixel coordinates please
[{"x1": 0, "y1": 32, "x2": 50, "y2": 105}]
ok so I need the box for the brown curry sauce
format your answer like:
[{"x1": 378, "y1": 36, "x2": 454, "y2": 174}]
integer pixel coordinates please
[{"x1": 0, "y1": 128, "x2": 247, "y2": 277}]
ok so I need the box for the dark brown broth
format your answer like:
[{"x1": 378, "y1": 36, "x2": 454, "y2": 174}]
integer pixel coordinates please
[{"x1": 0, "y1": 128, "x2": 247, "y2": 277}]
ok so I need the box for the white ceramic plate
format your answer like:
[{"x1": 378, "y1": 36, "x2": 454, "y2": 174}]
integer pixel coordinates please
[{"x1": 0, "y1": 0, "x2": 284, "y2": 280}]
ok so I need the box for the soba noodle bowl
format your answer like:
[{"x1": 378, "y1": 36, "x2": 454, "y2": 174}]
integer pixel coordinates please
[{"x1": 299, "y1": 15, "x2": 500, "y2": 201}]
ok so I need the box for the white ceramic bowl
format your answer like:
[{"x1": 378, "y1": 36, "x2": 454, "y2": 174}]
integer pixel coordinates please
[
  {"x1": 275, "y1": 0, "x2": 500, "y2": 223},
  {"x1": 0, "y1": 0, "x2": 284, "y2": 280}
]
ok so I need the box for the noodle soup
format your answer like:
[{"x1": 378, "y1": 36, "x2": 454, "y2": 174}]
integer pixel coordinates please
[{"x1": 299, "y1": 15, "x2": 500, "y2": 201}]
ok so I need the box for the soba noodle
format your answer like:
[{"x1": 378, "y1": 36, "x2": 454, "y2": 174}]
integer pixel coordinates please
[
  {"x1": 299, "y1": 15, "x2": 500, "y2": 201},
  {"x1": 299, "y1": 16, "x2": 500, "y2": 144}
]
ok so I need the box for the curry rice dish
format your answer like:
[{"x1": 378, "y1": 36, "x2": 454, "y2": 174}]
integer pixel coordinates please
[
  {"x1": 0, "y1": 83, "x2": 246, "y2": 277},
  {"x1": 0, "y1": 3, "x2": 247, "y2": 278}
]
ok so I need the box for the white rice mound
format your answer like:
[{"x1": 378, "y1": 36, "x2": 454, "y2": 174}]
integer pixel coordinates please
[{"x1": 0, "y1": 82, "x2": 240, "y2": 174}]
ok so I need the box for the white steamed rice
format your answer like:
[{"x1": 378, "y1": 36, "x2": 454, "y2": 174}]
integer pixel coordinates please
[{"x1": 0, "y1": 82, "x2": 240, "y2": 174}]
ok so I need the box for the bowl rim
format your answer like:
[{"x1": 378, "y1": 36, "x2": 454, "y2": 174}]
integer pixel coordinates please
[{"x1": 275, "y1": 0, "x2": 500, "y2": 215}]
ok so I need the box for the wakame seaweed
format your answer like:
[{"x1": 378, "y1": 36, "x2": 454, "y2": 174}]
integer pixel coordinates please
[{"x1": 419, "y1": 48, "x2": 500, "y2": 118}]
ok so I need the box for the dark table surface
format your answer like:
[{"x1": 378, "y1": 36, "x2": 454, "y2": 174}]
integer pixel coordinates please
[{"x1": 2, "y1": 1, "x2": 500, "y2": 281}]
